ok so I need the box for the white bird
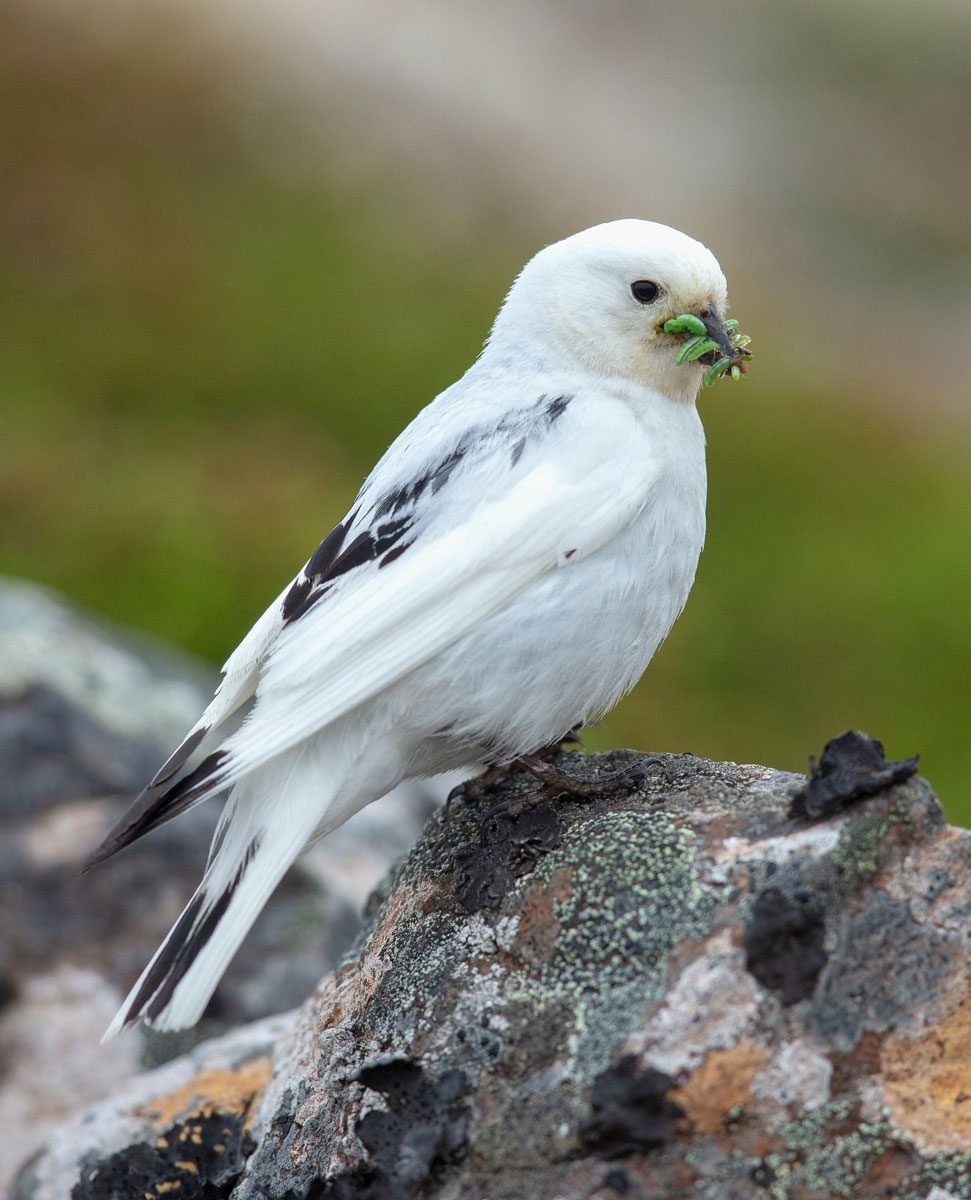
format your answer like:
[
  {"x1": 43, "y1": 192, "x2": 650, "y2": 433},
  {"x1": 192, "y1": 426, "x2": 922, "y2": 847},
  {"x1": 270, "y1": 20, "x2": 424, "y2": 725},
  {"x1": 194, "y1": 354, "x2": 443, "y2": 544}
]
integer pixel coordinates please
[{"x1": 90, "y1": 219, "x2": 738, "y2": 1039}]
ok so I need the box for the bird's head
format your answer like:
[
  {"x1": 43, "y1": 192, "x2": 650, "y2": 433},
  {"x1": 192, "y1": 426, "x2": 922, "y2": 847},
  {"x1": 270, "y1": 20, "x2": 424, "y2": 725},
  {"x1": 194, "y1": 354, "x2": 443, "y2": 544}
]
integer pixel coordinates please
[{"x1": 490, "y1": 219, "x2": 746, "y2": 403}]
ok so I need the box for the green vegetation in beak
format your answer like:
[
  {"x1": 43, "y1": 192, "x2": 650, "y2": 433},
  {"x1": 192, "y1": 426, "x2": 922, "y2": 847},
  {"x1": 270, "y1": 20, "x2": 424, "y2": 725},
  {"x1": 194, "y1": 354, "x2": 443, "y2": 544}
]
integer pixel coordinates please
[{"x1": 663, "y1": 313, "x2": 753, "y2": 386}]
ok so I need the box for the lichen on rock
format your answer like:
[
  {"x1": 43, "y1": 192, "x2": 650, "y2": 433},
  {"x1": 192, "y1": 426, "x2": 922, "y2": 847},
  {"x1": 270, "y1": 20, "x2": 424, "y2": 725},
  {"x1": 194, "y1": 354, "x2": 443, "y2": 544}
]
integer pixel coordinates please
[{"x1": 15, "y1": 735, "x2": 971, "y2": 1200}]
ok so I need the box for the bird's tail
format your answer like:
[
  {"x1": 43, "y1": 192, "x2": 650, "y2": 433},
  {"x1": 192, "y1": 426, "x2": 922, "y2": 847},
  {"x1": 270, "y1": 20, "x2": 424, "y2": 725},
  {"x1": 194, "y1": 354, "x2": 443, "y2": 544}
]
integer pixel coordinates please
[{"x1": 102, "y1": 742, "x2": 341, "y2": 1040}]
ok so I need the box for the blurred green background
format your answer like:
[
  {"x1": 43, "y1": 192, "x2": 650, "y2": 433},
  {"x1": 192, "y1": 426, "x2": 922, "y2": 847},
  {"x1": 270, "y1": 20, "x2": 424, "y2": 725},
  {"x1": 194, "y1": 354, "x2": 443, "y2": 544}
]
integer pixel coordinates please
[{"x1": 2, "y1": 0, "x2": 969, "y2": 821}]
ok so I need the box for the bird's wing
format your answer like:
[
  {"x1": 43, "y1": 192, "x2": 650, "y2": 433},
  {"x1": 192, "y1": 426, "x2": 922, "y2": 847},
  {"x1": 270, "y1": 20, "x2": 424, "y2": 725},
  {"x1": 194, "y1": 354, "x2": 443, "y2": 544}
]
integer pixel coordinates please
[
  {"x1": 88, "y1": 389, "x2": 655, "y2": 866},
  {"x1": 82, "y1": 587, "x2": 290, "y2": 869},
  {"x1": 197, "y1": 392, "x2": 657, "y2": 796}
]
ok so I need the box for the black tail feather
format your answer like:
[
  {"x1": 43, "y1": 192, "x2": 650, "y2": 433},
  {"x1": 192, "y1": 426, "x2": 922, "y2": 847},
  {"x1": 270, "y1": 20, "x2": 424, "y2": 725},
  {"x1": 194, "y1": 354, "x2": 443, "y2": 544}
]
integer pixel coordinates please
[
  {"x1": 117, "y1": 837, "x2": 259, "y2": 1028},
  {"x1": 122, "y1": 888, "x2": 208, "y2": 1026},
  {"x1": 151, "y1": 726, "x2": 208, "y2": 786},
  {"x1": 82, "y1": 744, "x2": 227, "y2": 873}
]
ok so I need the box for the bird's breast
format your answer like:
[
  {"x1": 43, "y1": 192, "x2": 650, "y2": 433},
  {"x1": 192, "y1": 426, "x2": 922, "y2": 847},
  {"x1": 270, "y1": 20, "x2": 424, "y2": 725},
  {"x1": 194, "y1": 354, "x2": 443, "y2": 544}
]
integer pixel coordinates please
[{"x1": 397, "y1": 432, "x2": 707, "y2": 765}]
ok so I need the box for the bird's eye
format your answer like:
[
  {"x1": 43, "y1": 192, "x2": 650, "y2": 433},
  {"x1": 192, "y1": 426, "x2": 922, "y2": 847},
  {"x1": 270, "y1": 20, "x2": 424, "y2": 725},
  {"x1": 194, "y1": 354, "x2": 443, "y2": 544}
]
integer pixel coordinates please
[{"x1": 630, "y1": 280, "x2": 660, "y2": 304}]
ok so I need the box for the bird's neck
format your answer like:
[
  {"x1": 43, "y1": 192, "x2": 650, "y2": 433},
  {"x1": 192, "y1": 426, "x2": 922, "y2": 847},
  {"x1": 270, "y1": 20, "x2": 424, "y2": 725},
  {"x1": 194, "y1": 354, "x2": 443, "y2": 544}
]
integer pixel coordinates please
[
  {"x1": 475, "y1": 335, "x2": 703, "y2": 420},
  {"x1": 485, "y1": 302, "x2": 703, "y2": 408}
]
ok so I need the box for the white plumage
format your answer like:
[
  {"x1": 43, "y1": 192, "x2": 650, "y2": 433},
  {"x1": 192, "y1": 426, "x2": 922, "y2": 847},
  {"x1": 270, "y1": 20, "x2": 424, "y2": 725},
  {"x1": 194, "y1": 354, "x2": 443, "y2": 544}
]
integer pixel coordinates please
[{"x1": 92, "y1": 219, "x2": 733, "y2": 1038}]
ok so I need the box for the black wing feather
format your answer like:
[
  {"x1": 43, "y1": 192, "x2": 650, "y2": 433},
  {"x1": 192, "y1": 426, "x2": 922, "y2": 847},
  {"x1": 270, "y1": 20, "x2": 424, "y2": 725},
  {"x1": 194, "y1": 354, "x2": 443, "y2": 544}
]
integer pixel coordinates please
[
  {"x1": 280, "y1": 504, "x2": 418, "y2": 627},
  {"x1": 84, "y1": 393, "x2": 575, "y2": 874}
]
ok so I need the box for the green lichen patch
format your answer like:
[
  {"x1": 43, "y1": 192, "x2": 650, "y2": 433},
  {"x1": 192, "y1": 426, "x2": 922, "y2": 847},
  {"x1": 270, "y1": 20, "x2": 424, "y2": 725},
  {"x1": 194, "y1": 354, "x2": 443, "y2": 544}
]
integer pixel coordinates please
[
  {"x1": 831, "y1": 808, "x2": 892, "y2": 882},
  {"x1": 829, "y1": 787, "x2": 929, "y2": 885},
  {"x1": 484, "y1": 806, "x2": 724, "y2": 1105},
  {"x1": 524, "y1": 808, "x2": 718, "y2": 999},
  {"x1": 364, "y1": 801, "x2": 727, "y2": 1175},
  {"x1": 894, "y1": 1150, "x2": 971, "y2": 1199},
  {"x1": 752, "y1": 1104, "x2": 916, "y2": 1199},
  {"x1": 748, "y1": 1104, "x2": 971, "y2": 1200}
]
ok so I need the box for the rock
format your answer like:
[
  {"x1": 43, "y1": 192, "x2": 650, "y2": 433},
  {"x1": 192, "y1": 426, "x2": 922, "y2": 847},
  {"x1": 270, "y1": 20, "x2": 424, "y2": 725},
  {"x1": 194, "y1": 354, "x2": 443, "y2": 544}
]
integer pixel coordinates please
[
  {"x1": 9, "y1": 1013, "x2": 291, "y2": 1200},
  {"x1": 17, "y1": 739, "x2": 971, "y2": 1200},
  {"x1": 789, "y1": 730, "x2": 920, "y2": 822},
  {"x1": 0, "y1": 577, "x2": 215, "y2": 754},
  {"x1": 0, "y1": 578, "x2": 446, "y2": 1194}
]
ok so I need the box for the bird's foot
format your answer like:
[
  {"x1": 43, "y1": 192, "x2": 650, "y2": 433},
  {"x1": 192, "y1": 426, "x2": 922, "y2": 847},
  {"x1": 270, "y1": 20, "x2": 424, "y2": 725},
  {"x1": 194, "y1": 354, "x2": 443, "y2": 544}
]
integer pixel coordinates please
[
  {"x1": 444, "y1": 761, "x2": 511, "y2": 822},
  {"x1": 517, "y1": 753, "x2": 665, "y2": 799},
  {"x1": 442, "y1": 726, "x2": 585, "y2": 822},
  {"x1": 467, "y1": 753, "x2": 666, "y2": 844}
]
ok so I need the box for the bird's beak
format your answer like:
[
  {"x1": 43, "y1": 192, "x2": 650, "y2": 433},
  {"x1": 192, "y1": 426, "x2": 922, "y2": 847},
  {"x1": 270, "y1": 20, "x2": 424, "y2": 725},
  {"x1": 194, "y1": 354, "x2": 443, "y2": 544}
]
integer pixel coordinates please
[{"x1": 699, "y1": 306, "x2": 733, "y2": 356}]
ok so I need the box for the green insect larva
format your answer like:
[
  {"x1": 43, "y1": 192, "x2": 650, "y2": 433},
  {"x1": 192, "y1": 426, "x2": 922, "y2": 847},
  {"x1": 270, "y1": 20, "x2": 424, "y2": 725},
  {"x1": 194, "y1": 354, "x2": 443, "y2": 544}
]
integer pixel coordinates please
[
  {"x1": 664, "y1": 311, "x2": 753, "y2": 388},
  {"x1": 662, "y1": 314, "x2": 708, "y2": 338},
  {"x1": 676, "y1": 335, "x2": 719, "y2": 365},
  {"x1": 702, "y1": 358, "x2": 728, "y2": 386}
]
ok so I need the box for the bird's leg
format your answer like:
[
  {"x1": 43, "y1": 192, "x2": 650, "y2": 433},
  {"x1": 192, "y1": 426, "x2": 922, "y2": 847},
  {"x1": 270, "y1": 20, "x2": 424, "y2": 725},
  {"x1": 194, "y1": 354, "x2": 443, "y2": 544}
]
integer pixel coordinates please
[
  {"x1": 448, "y1": 728, "x2": 664, "y2": 840},
  {"x1": 472, "y1": 752, "x2": 664, "y2": 846},
  {"x1": 443, "y1": 725, "x2": 585, "y2": 822},
  {"x1": 556, "y1": 723, "x2": 585, "y2": 749}
]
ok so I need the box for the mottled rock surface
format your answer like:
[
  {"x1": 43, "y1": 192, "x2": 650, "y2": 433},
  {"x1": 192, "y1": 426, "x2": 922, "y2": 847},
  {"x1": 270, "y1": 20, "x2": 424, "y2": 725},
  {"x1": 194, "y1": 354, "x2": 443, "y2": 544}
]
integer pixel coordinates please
[
  {"x1": 17, "y1": 737, "x2": 971, "y2": 1200},
  {"x1": 10, "y1": 1013, "x2": 291, "y2": 1200},
  {"x1": 0, "y1": 578, "x2": 444, "y2": 1193}
]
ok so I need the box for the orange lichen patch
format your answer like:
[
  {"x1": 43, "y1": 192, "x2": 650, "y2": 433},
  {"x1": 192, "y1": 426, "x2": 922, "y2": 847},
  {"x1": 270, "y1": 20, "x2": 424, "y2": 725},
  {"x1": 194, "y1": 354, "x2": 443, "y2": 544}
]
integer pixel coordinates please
[
  {"x1": 830, "y1": 1029, "x2": 884, "y2": 1097},
  {"x1": 368, "y1": 879, "x2": 435, "y2": 965},
  {"x1": 672, "y1": 1040, "x2": 770, "y2": 1134},
  {"x1": 700, "y1": 814, "x2": 747, "y2": 857},
  {"x1": 881, "y1": 987, "x2": 971, "y2": 1153},
  {"x1": 512, "y1": 865, "x2": 573, "y2": 964},
  {"x1": 136, "y1": 1057, "x2": 271, "y2": 1127}
]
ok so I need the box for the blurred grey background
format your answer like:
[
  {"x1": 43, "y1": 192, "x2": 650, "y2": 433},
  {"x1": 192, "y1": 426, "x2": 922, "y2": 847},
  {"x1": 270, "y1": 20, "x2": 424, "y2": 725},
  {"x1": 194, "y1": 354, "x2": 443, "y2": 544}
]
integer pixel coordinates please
[{"x1": 2, "y1": 0, "x2": 970, "y2": 818}]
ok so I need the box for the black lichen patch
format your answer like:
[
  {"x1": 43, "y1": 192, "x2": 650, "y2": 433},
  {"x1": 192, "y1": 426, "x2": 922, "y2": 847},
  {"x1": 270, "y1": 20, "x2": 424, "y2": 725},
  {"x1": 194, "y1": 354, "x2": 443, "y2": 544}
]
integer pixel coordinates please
[
  {"x1": 285, "y1": 1060, "x2": 467, "y2": 1200},
  {"x1": 295, "y1": 1167, "x2": 372, "y2": 1198},
  {"x1": 299, "y1": 1058, "x2": 469, "y2": 1200},
  {"x1": 744, "y1": 886, "x2": 827, "y2": 1004},
  {"x1": 579, "y1": 1055, "x2": 683, "y2": 1160},
  {"x1": 790, "y1": 731, "x2": 918, "y2": 821},
  {"x1": 811, "y1": 890, "x2": 955, "y2": 1049},
  {"x1": 453, "y1": 801, "x2": 562, "y2": 912},
  {"x1": 72, "y1": 1109, "x2": 253, "y2": 1200}
]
